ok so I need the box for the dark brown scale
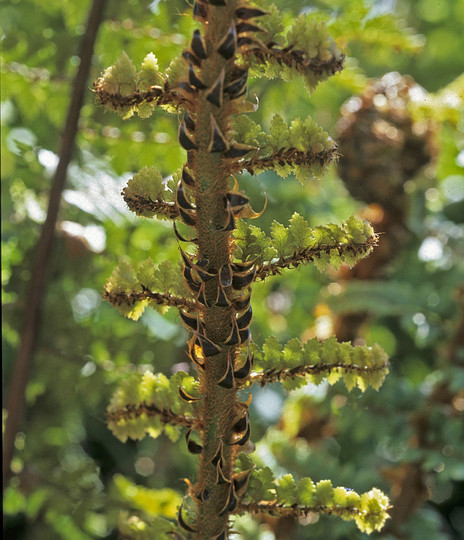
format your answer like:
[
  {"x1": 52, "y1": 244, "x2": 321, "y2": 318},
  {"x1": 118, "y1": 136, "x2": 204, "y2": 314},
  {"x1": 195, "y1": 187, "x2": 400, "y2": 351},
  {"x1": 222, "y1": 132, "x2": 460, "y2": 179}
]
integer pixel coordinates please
[
  {"x1": 218, "y1": 356, "x2": 234, "y2": 389},
  {"x1": 188, "y1": 63, "x2": 207, "y2": 90},
  {"x1": 186, "y1": 428, "x2": 203, "y2": 454},
  {"x1": 176, "y1": 181, "x2": 195, "y2": 211},
  {"x1": 232, "y1": 414, "x2": 248, "y2": 433},
  {"x1": 216, "y1": 460, "x2": 231, "y2": 485},
  {"x1": 191, "y1": 29, "x2": 207, "y2": 59},
  {"x1": 224, "y1": 77, "x2": 247, "y2": 98},
  {"x1": 197, "y1": 335, "x2": 221, "y2": 357},
  {"x1": 208, "y1": 115, "x2": 229, "y2": 153},
  {"x1": 233, "y1": 293, "x2": 251, "y2": 311},
  {"x1": 231, "y1": 260, "x2": 255, "y2": 272},
  {"x1": 200, "y1": 487, "x2": 210, "y2": 502},
  {"x1": 236, "y1": 305, "x2": 252, "y2": 329},
  {"x1": 216, "y1": 201, "x2": 235, "y2": 231},
  {"x1": 239, "y1": 327, "x2": 251, "y2": 343},
  {"x1": 179, "y1": 310, "x2": 199, "y2": 332},
  {"x1": 206, "y1": 69, "x2": 225, "y2": 107},
  {"x1": 183, "y1": 266, "x2": 200, "y2": 293},
  {"x1": 233, "y1": 468, "x2": 253, "y2": 495},
  {"x1": 237, "y1": 36, "x2": 260, "y2": 48},
  {"x1": 179, "y1": 248, "x2": 195, "y2": 269},
  {"x1": 178, "y1": 386, "x2": 204, "y2": 403},
  {"x1": 173, "y1": 222, "x2": 198, "y2": 243},
  {"x1": 234, "y1": 352, "x2": 253, "y2": 379},
  {"x1": 184, "y1": 111, "x2": 196, "y2": 131},
  {"x1": 219, "y1": 264, "x2": 232, "y2": 287},
  {"x1": 196, "y1": 283, "x2": 210, "y2": 307},
  {"x1": 211, "y1": 439, "x2": 224, "y2": 466},
  {"x1": 236, "y1": 21, "x2": 264, "y2": 34},
  {"x1": 179, "y1": 121, "x2": 198, "y2": 151},
  {"x1": 182, "y1": 49, "x2": 201, "y2": 67},
  {"x1": 182, "y1": 166, "x2": 196, "y2": 187},
  {"x1": 233, "y1": 421, "x2": 251, "y2": 446},
  {"x1": 178, "y1": 206, "x2": 196, "y2": 226},
  {"x1": 188, "y1": 338, "x2": 205, "y2": 369},
  {"x1": 225, "y1": 319, "x2": 239, "y2": 345},
  {"x1": 235, "y1": 6, "x2": 268, "y2": 18},
  {"x1": 215, "y1": 283, "x2": 231, "y2": 307},
  {"x1": 226, "y1": 191, "x2": 249, "y2": 212},
  {"x1": 209, "y1": 0, "x2": 227, "y2": 5},
  {"x1": 218, "y1": 484, "x2": 237, "y2": 516},
  {"x1": 217, "y1": 22, "x2": 237, "y2": 59},
  {"x1": 177, "y1": 81, "x2": 195, "y2": 97},
  {"x1": 178, "y1": 505, "x2": 197, "y2": 533},
  {"x1": 232, "y1": 266, "x2": 256, "y2": 289},
  {"x1": 193, "y1": 263, "x2": 216, "y2": 283},
  {"x1": 224, "y1": 144, "x2": 255, "y2": 158}
]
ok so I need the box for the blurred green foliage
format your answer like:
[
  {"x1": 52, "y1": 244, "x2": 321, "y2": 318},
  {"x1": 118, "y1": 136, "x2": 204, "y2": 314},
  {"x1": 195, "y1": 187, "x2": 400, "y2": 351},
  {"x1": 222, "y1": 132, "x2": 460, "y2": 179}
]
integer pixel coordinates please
[{"x1": 2, "y1": 0, "x2": 463, "y2": 539}]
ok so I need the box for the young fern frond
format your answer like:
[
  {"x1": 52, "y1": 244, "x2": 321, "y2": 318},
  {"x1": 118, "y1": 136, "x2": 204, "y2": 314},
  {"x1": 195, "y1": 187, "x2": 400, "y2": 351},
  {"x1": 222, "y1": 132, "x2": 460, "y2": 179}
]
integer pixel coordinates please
[{"x1": 96, "y1": 1, "x2": 390, "y2": 537}]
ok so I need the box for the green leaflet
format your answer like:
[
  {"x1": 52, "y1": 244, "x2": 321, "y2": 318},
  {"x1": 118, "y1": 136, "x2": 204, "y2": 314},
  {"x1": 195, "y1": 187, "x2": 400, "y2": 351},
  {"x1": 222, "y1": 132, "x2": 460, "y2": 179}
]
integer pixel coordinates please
[
  {"x1": 105, "y1": 258, "x2": 189, "y2": 321},
  {"x1": 100, "y1": 51, "x2": 137, "y2": 96},
  {"x1": 107, "y1": 370, "x2": 199, "y2": 443},
  {"x1": 118, "y1": 512, "x2": 177, "y2": 540},
  {"x1": 123, "y1": 166, "x2": 177, "y2": 219},
  {"x1": 230, "y1": 114, "x2": 337, "y2": 183},
  {"x1": 114, "y1": 475, "x2": 182, "y2": 519},
  {"x1": 234, "y1": 214, "x2": 376, "y2": 271},
  {"x1": 240, "y1": 465, "x2": 390, "y2": 534},
  {"x1": 250, "y1": 336, "x2": 389, "y2": 392}
]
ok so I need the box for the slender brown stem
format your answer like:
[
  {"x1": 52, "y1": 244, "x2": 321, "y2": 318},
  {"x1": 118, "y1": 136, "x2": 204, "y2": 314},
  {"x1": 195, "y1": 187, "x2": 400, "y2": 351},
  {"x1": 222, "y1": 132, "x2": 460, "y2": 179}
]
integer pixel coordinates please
[{"x1": 2, "y1": 0, "x2": 107, "y2": 491}]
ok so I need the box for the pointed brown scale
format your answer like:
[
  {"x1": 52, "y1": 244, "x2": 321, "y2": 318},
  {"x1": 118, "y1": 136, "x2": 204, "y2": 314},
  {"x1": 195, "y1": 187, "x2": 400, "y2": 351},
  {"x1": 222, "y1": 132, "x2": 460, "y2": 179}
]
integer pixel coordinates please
[
  {"x1": 200, "y1": 487, "x2": 210, "y2": 502},
  {"x1": 224, "y1": 318, "x2": 240, "y2": 346},
  {"x1": 182, "y1": 166, "x2": 195, "y2": 187},
  {"x1": 232, "y1": 265, "x2": 257, "y2": 290},
  {"x1": 236, "y1": 21, "x2": 265, "y2": 34},
  {"x1": 179, "y1": 310, "x2": 199, "y2": 332},
  {"x1": 173, "y1": 222, "x2": 198, "y2": 244},
  {"x1": 179, "y1": 121, "x2": 198, "y2": 151},
  {"x1": 224, "y1": 68, "x2": 248, "y2": 96},
  {"x1": 232, "y1": 413, "x2": 248, "y2": 434},
  {"x1": 233, "y1": 292, "x2": 251, "y2": 311},
  {"x1": 219, "y1": 264, "x2": 232, "y2": 287},
  {"x1": 231, "y1": 259, "x2": 256, "y2": 272},
  {"x1": 177, "y1": 80, "x2": 195, "y2": 94},
  {"x1": 218, "y1": 205, "x2": 236, "y2": 232},
  {"x1": 209, "y1": 0, "x2": 227, "y2": 5},
  {"x1": 226, "y1": 191, "x2": 249, "y2": 213},
  {"x1": 183, "y1": 266, "x2": 201, "y2": 293},
  {"x1": 218, "y1": 354, "x2": 234, "y2": 389},
  {"x1": 214, "y1": 281, "x2": 232, "y2": 307},
  {"x1": 191, "y1": 29, "x2": 207, "y2": 59},
  {"x1": 224, "y1": 144, "x2": 256, "y2": 159},
  {"x1": 188, "y1": 338, "x2": 205, "y2": 370},
  {"x1": 205, "y1": 69, "x2": 225, "y2": 108},
  {"x1": 216, "y1": 460, "x2": 231, "y2": 485},
  {"x1": 176, "y1": 181, "x2": 195, "y2": 211},
  {"x1": 235, "y1": 192, "x2": 267, "y2": 219},
  {"x1": 185, "y1": 428, "x2": 203, "y2": 454},
  {"x1": 235, "y1": 6, "x2": 269, "y2": 19},
  {"x1": 211, "y1": 438, "x2": 224, "y2": 467},
  {"x1": 236, "y1": 305, "x2": 253, "y2": 330},
  {"x1": 178, "y1": 206, "x2": 196, "y2": 226},
  {"x1": 182, "y1": 49, "x2": 201, "y2": 68},
  {"x1": 179, "y1": 247, "x2": 195, "y2": 270},
  {"x1": 218, "y1": 483, "x2": 237, "y2": 515},
  {"x1": 232, "y1": 420, "x2": 251, "y2": 446},
  {"x1": 239, "y1": 327, "x2": 251, "y2": 344},
  {"x1": 178, "y1": 504, "x2": 197, "y2": 533},
  {"x1": 197, "y1": 335, "x2": 222, "y2": 357},
  {"x1": 217, "y1": 22, "x2": 237, "y2": 60},
  {"x1": 178, "y1": 385, "x2": 205, "y2": 403},
  {"x1": 188, "y1": 63, "x2": 207, "y2": 90},
  {"x1": 234, "y1": 352, "x2": 253, "y2": 380},
  {"x1": 193, "y1": 0, "x2": 208, "y2": 21},
  {"x1": 233, "y1": 467, "x2": 254, "y2": 497},
  {"x1": 208, "y1": 115, "x2": 229, "y2": 153},
  {"x1": 193, "y1": 264, "x2": 216, "y2": 283},
  {"x1": 183, "y1": 111, "x2": 196, "y2": 132},
  {"x1": 196, "y1": 282, "x2": 210, "y2": 307}
]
